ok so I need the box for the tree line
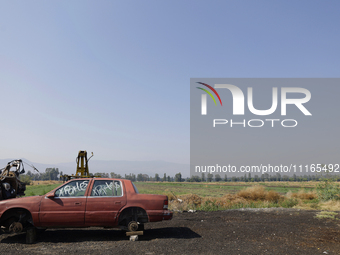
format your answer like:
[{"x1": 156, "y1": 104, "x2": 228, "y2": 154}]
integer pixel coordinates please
[
  {"x1": 187, "y1": 172, "x2": 340, "y2": 182},
  {"x1": 103, "y1": 172, "x2": 340, "y2": 182},
  {"x1": 20, "y1": 168, "x2": 340, "y2": 184},
  {"x1": 22, "y1": 168, "x2": 61, "y2": 181}
]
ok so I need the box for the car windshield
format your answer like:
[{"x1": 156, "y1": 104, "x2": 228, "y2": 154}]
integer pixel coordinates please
[{"x1": 132, "y1": 182, "x2": 139, "y2": 194}]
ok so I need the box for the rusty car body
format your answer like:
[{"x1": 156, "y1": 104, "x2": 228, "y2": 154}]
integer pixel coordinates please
[{"x1": 0, "y1": 178, "x2": 172, "y2": 242}]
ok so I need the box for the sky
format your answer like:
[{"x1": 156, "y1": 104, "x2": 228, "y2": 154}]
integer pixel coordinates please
[{"x1": 0, "y1": 1, "x2": 340, "y2": 165}]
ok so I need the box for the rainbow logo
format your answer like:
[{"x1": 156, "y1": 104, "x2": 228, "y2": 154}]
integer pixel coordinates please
[{"x1": 196, "y1": 82, "x2": 222, "y2": 106}]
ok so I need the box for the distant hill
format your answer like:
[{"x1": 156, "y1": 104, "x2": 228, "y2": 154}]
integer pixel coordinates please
[{"x1": 0, "y1": 158, "x2": 189, "y2": 177}]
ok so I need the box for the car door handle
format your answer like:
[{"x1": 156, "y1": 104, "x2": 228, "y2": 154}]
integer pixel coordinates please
[
  {"x1": 75, "y1": 202, "x2": 82, "y2": 206},
  {"x1": 115, "y1": 201, "x2": 121, "y2": 205}
]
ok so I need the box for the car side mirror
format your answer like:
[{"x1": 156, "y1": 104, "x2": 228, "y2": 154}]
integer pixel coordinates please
[{"x1": 46, "y1": 192, "x2": 55, "y2": 198}]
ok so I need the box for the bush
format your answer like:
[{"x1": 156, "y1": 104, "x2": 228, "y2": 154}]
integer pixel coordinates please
[
  {"x1": 20, "y1": 175, "x2": 32, "y2": 185},
  {"x1": 316, "y1": 179, "x2": 340, "y2": 201},
  {"x1": 238, "y1": 186, "x2": 281, "y2": 202},
  {"x1": 266, "y1": 190, "x2": 281, "y2": 202},
  {"x1": 280, "y1": 198, "x2": 298, "y2": 208},
  {"x1": 292, "y1": 190, "x2": 317, "y2": 200},
  {"x1": 238, "y1": 186, "x2": 266, "y2": 200},
  {"x1": 315, "y1": 211, "x2": 339, "y2": 220},
  {"x1": 184, "y1": 194, "x2": 202, "y2": 205},
  {"x1": 198, "y1": 200, "x2": 220, "y2": 211}
]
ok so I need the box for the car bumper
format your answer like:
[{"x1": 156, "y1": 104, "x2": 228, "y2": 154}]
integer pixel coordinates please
[{"x1": 148, "y1": 210, "x2": 173, "y2": 222}]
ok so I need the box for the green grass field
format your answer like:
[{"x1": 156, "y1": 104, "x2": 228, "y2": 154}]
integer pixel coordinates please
[
  {"x1": 25, "y1": 183, "x2": 60, "y2": 196},
  {"x1": 133, "y1": 181, "x2": 312, "y2": 197},
  {"x1": 23, "y1": 181, "x2": 314, "y2": 197},
  {"x1": 23, "y1": 181, "x2": 340, "y2": 211}
]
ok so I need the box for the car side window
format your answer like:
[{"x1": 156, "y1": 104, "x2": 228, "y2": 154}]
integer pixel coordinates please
[
  {"x1": 91, "y1": 180, "x2": 122, "y2": 197},
  {"x1": 55, "y1": 180, "x2": 89, "y2": 197}
]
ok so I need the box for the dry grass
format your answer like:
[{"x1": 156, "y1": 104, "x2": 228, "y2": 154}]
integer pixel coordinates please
[
  {"x1": 315, "y1": 211, "x2": 339, "y2": 220},
  {"x1": 285, "y1": 190, "x2": 319, "y2": 210},
  {"x1": 291, "y1": 190, "x2": 317, "y2": 200},
  {"x1": 319, "y1": 201, "x2": 340, "y2": 211},
  {"x1": 238, "y1": 186, "x2": 267, "y2": 200},
  {"x1": 169, "y1": 186, "x2": 284, "y2": 211},
  {"x1": 160, "y1": 182, "x2": 340, "y2": 212},
  {"x1": 180, "y1": 194, "x2": 202, "y2": 206},
  {"x1": 293, "y1": 203, "x2": 319, "y2": 210},
  {"x1": 167, "y1": 185, "x2": 333, "y2": 212},
  {"x1": 163, "y1": 189, "x2": 179, "y2": 201},
  {"x1": 266, "y1": 190, "x2": 281, "y2": 202},
  {"x1": 238, "y1": 186, "x2": 281, "y2": 202}
]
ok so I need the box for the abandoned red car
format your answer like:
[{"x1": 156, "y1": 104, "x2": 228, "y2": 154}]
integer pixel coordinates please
[{"x1": 0, "y1": 178, "x2": 172, "y2": 242}]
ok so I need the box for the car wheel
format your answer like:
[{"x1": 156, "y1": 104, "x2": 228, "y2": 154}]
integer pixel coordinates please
[{"x1": 127, "y1": 221, "x2": 139, "y2": 232}]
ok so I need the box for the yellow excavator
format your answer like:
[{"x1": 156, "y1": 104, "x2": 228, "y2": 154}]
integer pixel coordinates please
[{"x1": 61, "y1": 151, "x2": 97, "y2": 181}]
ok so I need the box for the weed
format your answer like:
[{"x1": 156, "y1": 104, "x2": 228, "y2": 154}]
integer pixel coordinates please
[
  {"x1": 280, "y1": 198, "x2": 298, "y2": 208},
  {"x1": 303, "y1": 198, "x2": 319, "y2": 204},
  {"x1": 316, "y1": 179, "x2": 340, "y2": 201},
  {"x1": 25, "y1": 181, "x2": 340, "y2": 212},
  {"x1": 238, "y1": 186, "x2": 281, "y2": 203},
  {"x1": 238, "y1": 186, "x2": 267, "y2": 200},
  {"x1": 266, "y1": 190, "x2": 281, "y2": 202},
  {"x1": 197, "y1": 200, "x2": 221, "y2": 211},
  {"x1": 319, "y1": 200, "x2": 340, "y2": 211},
  {"x1": 292, "y1": 190, "x2": 317, "y2": 200},
  {"x1": 315, "y1": 211, "x2": 339, "y2": 220}
]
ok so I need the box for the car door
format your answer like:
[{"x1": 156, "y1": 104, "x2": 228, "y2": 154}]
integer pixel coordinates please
[
  {"x1": 39, "y1": 179, "x2": 90, "y2": 227},
  {"x1": 85, "y1": 179, "x2": 126, "y2": 226}
]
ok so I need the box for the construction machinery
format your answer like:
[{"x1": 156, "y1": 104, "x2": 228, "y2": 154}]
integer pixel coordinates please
[
  {"x1": 61, "y1": 151, "x2": 95, "y2": 181},
  {"x1": 0, "y1": 151, "x2": 96, "y2": 199},
  {"x1": 0, "y1": 159, "x2": 38, "y2": 201}
]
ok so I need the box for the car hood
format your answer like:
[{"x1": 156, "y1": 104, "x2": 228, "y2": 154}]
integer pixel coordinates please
[{"x1": 0, "y1": 196, "x2": 43, "y2": 207}]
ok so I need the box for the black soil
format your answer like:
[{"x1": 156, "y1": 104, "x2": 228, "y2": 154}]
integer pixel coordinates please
[{"x1": 1, "y1": 208, "x2": 340, "y2": 254}]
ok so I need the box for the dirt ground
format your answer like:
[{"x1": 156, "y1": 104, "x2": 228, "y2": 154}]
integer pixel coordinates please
[{"x1": 1, "y1": 208, "x2": 340, "y2": 254}]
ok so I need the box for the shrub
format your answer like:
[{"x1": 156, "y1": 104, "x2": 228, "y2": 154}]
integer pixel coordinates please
[
  {"x1": 316, "y1": 179, "x2": 340, "y2": 201},
  {"x1": 20, "y1": 175, "x2": 32, "y2": 185},
  {"x1": 315, "y1": 211, "x2": 339, "y2": 220},
  {"x1": 198, "y1": 200, "x2": 220, "y2": 211},
  {"x1": 164, "y1": 189, "x2": 176, "y2": 200},
  {"x1": 181, "y1": 194, "x2": 202, "y2": 206},
  {"x1": 319, "y1": 200, "x2": 340, "y2": 211},
  {"x1": 292, "y1": 190, "x2": 317, "y2": 200},
  {"x1": 238, "y1": 186, "x2": 266, "y2": 200},
  {"x1": 280, "y1": 198, "x2": 298, "y2": 208},
  {"x1": 238, "y1": 186, "x2": 281, "y2": 202},
  {"x1": 169, "y1": 194, "x2": 203, "y2": 211},
  {"x1": 265, "y1": 190, "x2": 281, "y2": 202}
]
